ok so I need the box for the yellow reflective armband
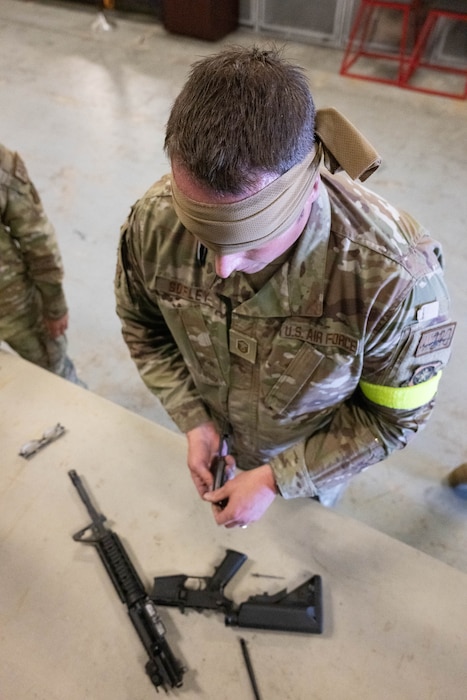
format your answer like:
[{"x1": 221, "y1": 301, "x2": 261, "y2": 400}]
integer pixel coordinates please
[{"x1": 359, "y1": 372, "x2": 442, "y2": 410}]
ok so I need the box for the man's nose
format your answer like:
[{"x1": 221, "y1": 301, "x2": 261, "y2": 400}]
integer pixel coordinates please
[{"x1": 215, "y1": 254, "x2": 240, "y2": 278}]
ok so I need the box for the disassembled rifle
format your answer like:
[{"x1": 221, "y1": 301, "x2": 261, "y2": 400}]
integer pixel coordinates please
[
  {"x1": 151, "y1": 548, "x2": 323, "y2": 634},
  {"x1": 68, "y1": 470, "x2": 185, "y2": 693},
  {"x1": 68, "y1": 471, "x2": 324, "y2": 695}
]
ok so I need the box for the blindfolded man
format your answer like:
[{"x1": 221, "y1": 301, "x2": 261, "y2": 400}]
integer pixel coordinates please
[{"x1": 115, "y1": 46, "x2": 454, "y2": 528}]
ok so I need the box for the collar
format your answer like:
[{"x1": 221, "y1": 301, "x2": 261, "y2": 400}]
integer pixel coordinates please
[{"x1": 212, "y1": 180, "x2": 330, "y2": 318}]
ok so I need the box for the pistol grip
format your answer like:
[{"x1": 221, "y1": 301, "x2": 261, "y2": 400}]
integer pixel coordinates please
[{"x1": 210, "y1": 549, "x2": 247, "y2": 590}]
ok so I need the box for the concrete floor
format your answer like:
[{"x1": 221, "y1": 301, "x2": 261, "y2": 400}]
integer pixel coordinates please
[{"x1": 1, "y1": 1, "x2": 467, "y2": 570}]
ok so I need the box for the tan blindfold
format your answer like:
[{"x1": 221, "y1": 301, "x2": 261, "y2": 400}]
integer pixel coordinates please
[{"x1": 171, "y1": 107, "x2": 381, "y2": 255}]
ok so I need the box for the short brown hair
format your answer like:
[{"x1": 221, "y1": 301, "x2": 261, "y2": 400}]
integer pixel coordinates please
[{"x1": 165, "y1": 45, "x2": 316, "y2": 195}]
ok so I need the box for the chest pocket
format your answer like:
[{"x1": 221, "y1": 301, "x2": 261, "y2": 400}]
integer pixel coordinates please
[
  {"x1": 177, "y1": 306, "x2": 228, "y2": 387},
  {"x1": 264, "y1": 342, "x2": 357, "y2": 418}
]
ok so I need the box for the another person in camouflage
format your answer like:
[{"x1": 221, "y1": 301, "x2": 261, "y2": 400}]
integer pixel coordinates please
[
  {"x1": 115, "y1": 47, "x2": 454, "y2": 526},
  {"x1": 0, "y1": 143, "x2": 84, "y2": 386}
]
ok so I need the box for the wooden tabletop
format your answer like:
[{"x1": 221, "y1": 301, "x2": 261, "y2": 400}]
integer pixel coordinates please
[{"x1": 0, "y1": 350, "x2": 466, "y2": 700}]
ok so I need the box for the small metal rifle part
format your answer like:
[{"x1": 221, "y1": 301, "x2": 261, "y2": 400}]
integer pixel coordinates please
[
  {"x1": 211, "y1": 433, "x2": 230, "y2": 509},
  {"x1": 240, "y1": 637, "x2": 262, "y2": 700},
  {"x1": 19, "y1": 423, "x2": 66, "y2": 458}
]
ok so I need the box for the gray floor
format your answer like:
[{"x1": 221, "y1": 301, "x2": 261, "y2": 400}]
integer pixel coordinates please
[{"x1": 2, "y1": 1, "x2": 467, "y2": 571}]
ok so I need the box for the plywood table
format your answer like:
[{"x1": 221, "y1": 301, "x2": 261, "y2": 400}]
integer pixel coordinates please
[{"x1": 0, "y1": 350, "x2": 465, "y2": 700}]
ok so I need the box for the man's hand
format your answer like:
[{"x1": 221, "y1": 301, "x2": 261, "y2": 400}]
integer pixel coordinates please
[
  {"x1": 186, "y1": 421, "x2": 221, "y2": 496},
  {"x1": 203, "y1": 464, "x2": 278, "y2": 528},
  {"x1": 44, "y1": 313, "x2": 69, "y2": 339}
]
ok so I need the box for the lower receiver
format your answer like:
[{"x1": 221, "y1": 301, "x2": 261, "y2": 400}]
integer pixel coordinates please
[{"x1": 151, "y1": 549, "x2": 323, "y2": 634}]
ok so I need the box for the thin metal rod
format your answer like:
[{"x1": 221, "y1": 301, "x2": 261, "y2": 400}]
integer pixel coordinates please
[{"x1": 240, "y1": 637, "x2": 262, "y2": 700}]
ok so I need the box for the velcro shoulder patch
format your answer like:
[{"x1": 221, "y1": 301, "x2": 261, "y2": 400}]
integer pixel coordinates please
[{"x1": 415, "y1": 322, "x2": 456, "y2": 356}]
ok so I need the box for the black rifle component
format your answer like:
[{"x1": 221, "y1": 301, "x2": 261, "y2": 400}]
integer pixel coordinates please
[
  {"x1": 240, "y1": 637, "x2": 262, "y2": 700},
  {"x1": 151, "y1": 550, "x2": 323, "y2": 634},
  {"x1": 68, "y1": 470, "x2": 184, "y2": 692},
  {"x1": 19, "y1": 422, "x2": 65, "y2": 458},
  {"x1": 212, "y1": 454, "x2": 227, "y2": 492},
  {"x1": 210, "y1": 433, "x2": 229, "y2": 509},
  {"x1": 153, "y1": 548, "x2": 247, "y2": 613},
  {"x1": 226, "y1": 575, "x2": 323, "y2": 634}
]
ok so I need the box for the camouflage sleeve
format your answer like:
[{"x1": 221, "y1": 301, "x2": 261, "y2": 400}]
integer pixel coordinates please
[
  {"x1": 114, "y1": 208, "x2": 211, "y2": 433},
  {"x1": 2, "y1": 151, "x2": 67, "y2": 319},
  {"x1": 270, "y1": 252, "x2": 454, "y2": 500}
]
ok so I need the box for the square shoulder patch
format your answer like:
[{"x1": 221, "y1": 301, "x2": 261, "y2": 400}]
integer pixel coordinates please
[{"x1": 415, "y1": 322, "x2": 456, "y2": 357}]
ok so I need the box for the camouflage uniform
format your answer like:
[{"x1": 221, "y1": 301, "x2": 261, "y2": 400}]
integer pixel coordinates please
[
  {"x1": 115, "y1": 171, "x2": 454, "y2": 501},
  {"x1": 0, "y1": 143, "x2": 80, "y2": 382}
]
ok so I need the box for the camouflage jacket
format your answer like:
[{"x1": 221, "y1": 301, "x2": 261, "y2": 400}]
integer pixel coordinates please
[
  {"x1": 0, "y1": 143, "x2": 67, "y2": 328},
  {"x1": 115, "y1": 171, "x2": 454, "y2": 499}
]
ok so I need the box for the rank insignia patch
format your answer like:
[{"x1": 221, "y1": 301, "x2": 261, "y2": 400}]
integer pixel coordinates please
[{"x1": 415, "y1": 322, "x2": 456, "y2": 357}]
